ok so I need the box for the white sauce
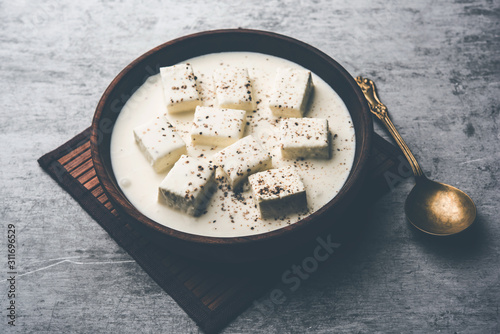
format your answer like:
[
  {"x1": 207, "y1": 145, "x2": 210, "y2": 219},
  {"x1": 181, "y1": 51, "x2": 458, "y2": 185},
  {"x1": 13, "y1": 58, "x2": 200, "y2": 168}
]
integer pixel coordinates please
[{"x1": 110, "y1": 52, "x2": 355, "y2": 237}]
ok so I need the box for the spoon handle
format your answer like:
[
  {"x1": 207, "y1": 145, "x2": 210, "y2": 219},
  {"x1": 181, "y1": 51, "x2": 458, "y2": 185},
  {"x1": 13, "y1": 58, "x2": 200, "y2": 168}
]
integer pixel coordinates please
[{"x1": 356, "y1": 76, "x2": 424, "y2": 178}]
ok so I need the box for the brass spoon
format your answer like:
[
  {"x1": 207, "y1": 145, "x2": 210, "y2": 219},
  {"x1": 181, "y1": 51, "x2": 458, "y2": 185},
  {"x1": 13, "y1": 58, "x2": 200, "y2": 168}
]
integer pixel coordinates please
[{"x1": 356, "y1": 76, "x2": 477, "y2": 236}]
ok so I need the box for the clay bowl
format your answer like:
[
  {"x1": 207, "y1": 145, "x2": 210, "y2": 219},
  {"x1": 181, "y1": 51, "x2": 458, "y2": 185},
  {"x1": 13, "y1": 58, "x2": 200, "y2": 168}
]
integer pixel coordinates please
[{"x1": 90, "y1": 29, "x2": 372, "y2": 263}]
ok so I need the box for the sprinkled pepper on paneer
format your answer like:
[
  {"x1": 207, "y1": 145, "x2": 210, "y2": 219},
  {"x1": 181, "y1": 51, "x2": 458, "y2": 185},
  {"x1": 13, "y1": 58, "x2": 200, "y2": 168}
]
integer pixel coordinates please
[
  {"x1": 160, "y1": 63, "x2": 202, "y2": 114},
  {"x1": 249, "y1": 166, "x2": 307, "y2": 218},
  {"x1": 158, "y1": 155, "x2": 216, "y2": 216},
  {"x1": 213, "y1": 135, "x2": 272, "y2": 190},
  {"x1": 190, "y1": 106, "x2": 246, "y2": 147},
  {"x1": 280, "y1": 117, "x2": 330, "y2": 159},
  {"x1": 213, "y1": 66, "x2": 255, "y2": 112},
  {"x1": 269, "y1": 68, "x2": 313, "y2": 117},
  {"x1": 133, "y1": 116, "x2": 186, "y2": 172}
]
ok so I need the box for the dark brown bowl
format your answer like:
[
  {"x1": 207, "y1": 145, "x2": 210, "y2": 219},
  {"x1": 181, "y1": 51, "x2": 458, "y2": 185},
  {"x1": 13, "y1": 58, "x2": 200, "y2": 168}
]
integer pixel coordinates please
[{"x1": 90, "y1": 29, "x2": 372, "y2": 263}]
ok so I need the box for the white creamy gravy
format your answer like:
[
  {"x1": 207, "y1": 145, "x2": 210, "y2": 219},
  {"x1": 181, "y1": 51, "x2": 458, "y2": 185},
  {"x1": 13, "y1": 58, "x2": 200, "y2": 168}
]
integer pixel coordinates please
[{"x1": 110, "y1": 52, "x2": 355, "y2": 237}]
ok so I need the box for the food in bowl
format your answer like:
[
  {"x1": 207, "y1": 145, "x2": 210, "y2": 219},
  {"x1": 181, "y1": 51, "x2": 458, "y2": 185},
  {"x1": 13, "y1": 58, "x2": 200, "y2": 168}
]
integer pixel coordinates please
[
  {"x1": 132, "y1": 117, "x2": 187, "y2": 173},
  {"x1": 269, "y1": 67, "x2": 313, "y2": 118},
  {"x1": 109, "y1": 51, "x2": 356, "y2": 237},
  {"x1": 160, "y1": 63, "x2": 202, "y2": 114},
  {"x1": 213, "y1": 66, "x2": 254, "y2": 111},
  {"x1": 248, "y1": 165, "x2": 307, "y2": 219},
  {"x1": 158, "y1": 154, "x2": 216, "y2": 217},
  {"x1": 191, "y1": 106, "x2": 247, "y2": 146}
]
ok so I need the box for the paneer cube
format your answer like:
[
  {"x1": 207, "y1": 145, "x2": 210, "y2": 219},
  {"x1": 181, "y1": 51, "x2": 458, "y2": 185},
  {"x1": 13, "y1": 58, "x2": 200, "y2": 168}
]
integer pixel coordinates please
[
  {"x1": 160, "y1": 63, "x2": 202, "y2": 114},
  {"x1": 213, "y1": 135, "x2": 272, "y2": 189},
  {"x1": 269, "y1": 68, "x2": 313, "y2": 117},
  {"x1": 249, "y1": 166, "x2": 307, "y2": 218},
  {"x1": 280, "y1": 117, "x2": 330, "y2": 159},
  {"x1": 133, "y1": 116, "x2": 187, "y2": 173},
  {"x1": 213, "y1": 66, "x2": 254, "y2": 111},
  {"x1": 158, "y1": 155, "x2": 216, "y2": 216},
  {"x1": 190, "y1": 106, "x2": 246, "y2": 147}
]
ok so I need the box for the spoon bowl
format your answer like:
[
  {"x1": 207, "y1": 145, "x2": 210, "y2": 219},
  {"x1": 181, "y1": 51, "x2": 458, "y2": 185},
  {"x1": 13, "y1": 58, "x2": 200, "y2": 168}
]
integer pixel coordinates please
[
  {"x1": 356, "y1": 76, "x2": 477, "y2": 236},
  {"x1": 405, "y1": 177, "x2": 477, "y2": 236}
]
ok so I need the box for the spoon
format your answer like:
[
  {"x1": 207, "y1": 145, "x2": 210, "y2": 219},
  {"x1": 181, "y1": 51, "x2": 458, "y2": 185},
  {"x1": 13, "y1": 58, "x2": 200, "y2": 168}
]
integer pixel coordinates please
[{"x1": 356, "y1": 76, "x2": 477, "y2": 236}]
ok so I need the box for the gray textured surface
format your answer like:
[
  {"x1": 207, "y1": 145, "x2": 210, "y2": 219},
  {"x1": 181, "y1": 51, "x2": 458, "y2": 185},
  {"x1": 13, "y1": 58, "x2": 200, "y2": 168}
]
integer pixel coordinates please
[{"x1": 1, "y1": 0, "x2": 499, "y2": 333}]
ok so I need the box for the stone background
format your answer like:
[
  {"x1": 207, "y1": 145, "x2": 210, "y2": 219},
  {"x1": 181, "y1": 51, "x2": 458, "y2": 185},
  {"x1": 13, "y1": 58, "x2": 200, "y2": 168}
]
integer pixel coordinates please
[{"x1": 1, "y1": 0, "x2": 499, "y2": 333}]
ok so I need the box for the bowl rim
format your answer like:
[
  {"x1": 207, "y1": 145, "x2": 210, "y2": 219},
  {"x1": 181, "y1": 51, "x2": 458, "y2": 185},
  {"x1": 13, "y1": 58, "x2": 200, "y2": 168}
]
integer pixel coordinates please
[{"x1": 90, "y1": 28, "x2": 372, "y2": 245}]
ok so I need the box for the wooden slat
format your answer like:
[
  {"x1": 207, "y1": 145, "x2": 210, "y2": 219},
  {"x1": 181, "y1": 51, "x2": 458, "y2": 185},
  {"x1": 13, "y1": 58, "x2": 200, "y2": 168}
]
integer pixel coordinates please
[
  {"x1": 61, "y1": 149, "x2": 91, "y2": 172},
  {"x1": 207, "y1": 279, "x2": 250, "y2": 310},
  {"x1": 83, "y1": 176, "x2": 99, "y2": 190},
  {"x1": 97, "y1": 193, "x2": 108, "y2": 204},
  {"x1": 184, "y1": 271, "x2": 208, "y2": 291},
  {"x1": 104, "y1": 201, "x2": 114, "y2": 211},
  {"x1": 200, "y1": 278, "x2": 236, "y2": 306},
  {"x1": 192, "y1": 274, "x2": 222, "y2": 298},
  {"x1": 70, "y1": 158, "x2": 93, "y2": 178},
  {"x1": 176, "y1": 265, "x2": 200, "y2": 283},
  {"x1": 57, "y1": 141, "x2": 91, "y2": 165},
  {"x1": 77, "y1": 168, "x2": 96, "y2": 184},
  {"x1": 91, "y1": 186, "x2": 104, "y2": 199}
]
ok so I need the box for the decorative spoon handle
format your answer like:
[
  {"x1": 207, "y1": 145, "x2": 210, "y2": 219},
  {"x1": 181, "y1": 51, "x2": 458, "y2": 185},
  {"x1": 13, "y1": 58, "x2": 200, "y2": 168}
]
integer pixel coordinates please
[{"x1": 355, "y1": 76, "x2": 424, "y2": 178}]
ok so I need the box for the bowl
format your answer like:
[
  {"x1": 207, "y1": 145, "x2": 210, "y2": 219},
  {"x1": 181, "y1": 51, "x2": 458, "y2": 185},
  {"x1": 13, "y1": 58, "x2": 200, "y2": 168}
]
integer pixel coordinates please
[{"x1": 90, "y1": 29, "x2": 372, "y2": 263}]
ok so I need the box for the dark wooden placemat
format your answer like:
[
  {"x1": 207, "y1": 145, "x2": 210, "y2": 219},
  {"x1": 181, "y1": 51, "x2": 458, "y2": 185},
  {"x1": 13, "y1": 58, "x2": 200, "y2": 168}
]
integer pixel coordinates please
[{"x1": 38, "y1": 127, "x2": 403, "y2": 333}]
